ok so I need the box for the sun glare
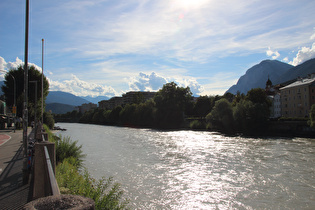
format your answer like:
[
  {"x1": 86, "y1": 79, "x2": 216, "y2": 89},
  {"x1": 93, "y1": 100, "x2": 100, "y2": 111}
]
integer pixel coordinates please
[{"x1": 176, "y1": 0, "x2": 209, "y2": 9}]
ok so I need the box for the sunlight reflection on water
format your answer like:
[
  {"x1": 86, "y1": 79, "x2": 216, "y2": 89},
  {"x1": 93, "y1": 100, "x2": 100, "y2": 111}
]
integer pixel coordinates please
[{"x1": 58, "y1": 123, "x2": 315, "y2": 209}]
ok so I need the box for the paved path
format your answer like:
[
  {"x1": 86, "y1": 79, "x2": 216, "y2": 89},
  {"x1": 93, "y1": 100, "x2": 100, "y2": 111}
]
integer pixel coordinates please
[
  {"x1": 0, "y1": 134, "x2": 11, "y2": 147},
  {"x1": 0, "y1": 129, "x2": 33, "y2": 209}
]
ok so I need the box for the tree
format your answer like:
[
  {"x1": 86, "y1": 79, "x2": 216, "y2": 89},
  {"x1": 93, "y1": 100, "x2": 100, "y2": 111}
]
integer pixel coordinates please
[
  {"x1": 154, "y1": 82, "x2": 192, "y2": 128},
  {"x1": 206, "y1": 98, "x2": 234, "y2": 133},
  {"x1": 246, "y1": 88, "x2": 271, "y2": 106},
  {"x1": 1, "y1": 65, "x2": 49, "y2": 122},
  {"x1": 44, "y1": 111, "x2": 55, "y2": 129},
  {"x1": 233, "y1": 88, "x2": 271, "y2": 135},
  {"x1": 193, "y1": 96, "x2": 214, "y2": 117}
]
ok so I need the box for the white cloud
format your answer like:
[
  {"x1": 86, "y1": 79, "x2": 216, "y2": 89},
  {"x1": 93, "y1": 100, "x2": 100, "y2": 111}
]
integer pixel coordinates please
[
  {"x1": 0, "y1": 56, "x2": 7, "y2": 71},
  {"x1": 43, "y1": 0, "x2": 315, "y2": 63},
  {"x1": 49, "y1": 75, "x2": 118, "y2": 97},
  {"x1": 0, "y1": 56, "x2": 42, "y2": 72},
  {"x1": 129, "y1": 72, "x2": 204, "y2": 96},
  {"x1": 266, "y1": 47, "x2": 280, "y2": 59},
  {"x1": 289, "y1": 42, "x2": 315, "y2": 66},
  {"x1": 174, "y1": 78, "x2": 204, "y2": 96},
  {"x1": 282, "y1": 57, "x2": 289, "y2": 62},
  {"x1": 129, "y1": 72, "x2": 167, "y2": 92}
]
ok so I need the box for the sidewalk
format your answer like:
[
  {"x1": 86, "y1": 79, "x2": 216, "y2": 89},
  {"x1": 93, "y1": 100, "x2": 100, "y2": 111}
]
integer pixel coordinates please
[{"x1": 0, "y1": 128, "x2": 34, "y2": 209}]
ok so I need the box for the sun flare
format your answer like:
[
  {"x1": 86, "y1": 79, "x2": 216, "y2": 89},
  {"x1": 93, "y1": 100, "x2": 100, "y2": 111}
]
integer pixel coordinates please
[{"x1": 176, "y1": 0, "x2": 209, "y2": 9}]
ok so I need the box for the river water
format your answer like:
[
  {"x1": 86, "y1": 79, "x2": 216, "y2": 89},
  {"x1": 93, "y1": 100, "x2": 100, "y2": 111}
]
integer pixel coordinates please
[{"x1": 56, "y1": 123, "x2": 315, "y2": 209}]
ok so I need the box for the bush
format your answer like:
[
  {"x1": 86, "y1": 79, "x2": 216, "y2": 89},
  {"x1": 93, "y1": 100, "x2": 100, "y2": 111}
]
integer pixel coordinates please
[
  {"x1": 44, "y1": 111, "x2": 55, "y2": 129},
  {"x1": 54, "y1": 135, "x2": 86, "y2": 168},
  {"x1": 190, "y1": 120, "x2": 206, "y2": 129},
  {"x1": 56, "y1": 159, "x2": 128, "y2": 209}
]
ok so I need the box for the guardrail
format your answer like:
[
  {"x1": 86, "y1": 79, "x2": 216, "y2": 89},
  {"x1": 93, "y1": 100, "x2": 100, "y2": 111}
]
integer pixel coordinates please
[
  {"x1": 32, "y1": 130, "x2": 60, "y2": 199},
  {"x1": 44, "y1": 146, "x2": 60, "y2": 196}
]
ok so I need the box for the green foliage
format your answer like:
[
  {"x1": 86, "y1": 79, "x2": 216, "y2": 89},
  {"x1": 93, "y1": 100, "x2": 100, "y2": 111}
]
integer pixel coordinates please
[
  {"x1": 1, "y1": 65, "x2": 49, "y2": 119},
  {"x1": 189, "y1": 120, "x2": 206, "y2": 129},
  {"x1": 193, "y1": 96, "x2": 214, "y2": 117},
  {"x1": 206, "y1": 98, "x2": 234, "y2": 133},
  {"x1": 246, "y1": 88, "x2": 271, "y2": 106},
  {"x1": 154, "y1": 82, "x2": 193, "y2": 128},
  {"x1": 309, "y1": 104, "x2": 315, "y2": 129},
  {"x1": 50, "y1": 135, "x2": 86, "y2": 168},
  {"x1": 54, "y1": 110, "x2": 82, "y2": 123},
  {"x1": 44, "y1": 111, "x2": 55, "y2": 129},
  {"x1": 56, "y1": 159, "x2": 128, "y2": 210}
]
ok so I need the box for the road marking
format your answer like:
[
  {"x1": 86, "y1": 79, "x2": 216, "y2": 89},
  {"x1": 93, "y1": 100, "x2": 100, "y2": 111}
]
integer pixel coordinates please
[{"x1": 0, "y1": 134, "x2": 11, "y2": 147}]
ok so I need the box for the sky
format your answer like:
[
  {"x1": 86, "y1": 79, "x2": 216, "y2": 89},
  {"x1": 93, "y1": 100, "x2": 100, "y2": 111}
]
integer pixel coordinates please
[{"x1": 1, "y1": 0, "x2": 315, "y2": 98}]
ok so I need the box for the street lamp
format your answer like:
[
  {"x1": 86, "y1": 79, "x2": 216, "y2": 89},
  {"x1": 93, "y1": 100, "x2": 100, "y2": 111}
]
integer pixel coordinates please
[{"x1": 30, "y1": 81, "x2": 37, "y2": 138}]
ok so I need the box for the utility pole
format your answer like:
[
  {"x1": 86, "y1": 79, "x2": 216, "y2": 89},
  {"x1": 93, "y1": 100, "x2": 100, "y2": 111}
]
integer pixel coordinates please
[
  {"x1": 41, "y1": 39, "x2": 44, "y2": 124},
  {"x1": 23, "y1": 0, "x2": 29, "y2": 184}
]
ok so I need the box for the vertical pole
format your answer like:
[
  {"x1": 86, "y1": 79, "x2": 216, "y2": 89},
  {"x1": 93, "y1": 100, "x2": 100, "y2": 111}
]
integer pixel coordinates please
[
  {"x1": 23, "y1": 0, "x2": 29, "y2": 184},
  {"x1": 41, "y1": 39, "x2": 44, "y2": 124},
  {"x1": 12, "y1": 76, "x2": 16, "y2": 133},
  {"x1": 30, "y1": 81, "x2": 37, "y2": 139}
]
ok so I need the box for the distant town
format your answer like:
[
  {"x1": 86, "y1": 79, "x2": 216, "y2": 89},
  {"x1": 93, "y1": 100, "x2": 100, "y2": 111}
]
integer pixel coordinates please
[{"x1": 75, "y1": 74, "x2": 315, "y2": 120}]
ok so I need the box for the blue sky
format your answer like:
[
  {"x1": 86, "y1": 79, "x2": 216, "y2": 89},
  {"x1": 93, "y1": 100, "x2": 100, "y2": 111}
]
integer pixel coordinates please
[{"x1": 1, "y1": 0, "x2": 315, "y2": 98}]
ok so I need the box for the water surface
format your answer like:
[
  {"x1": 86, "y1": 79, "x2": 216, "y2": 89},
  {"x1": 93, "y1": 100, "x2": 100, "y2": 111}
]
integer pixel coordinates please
[{"x1": 57, "y1": 123, "x2": 315, "y2": 209}]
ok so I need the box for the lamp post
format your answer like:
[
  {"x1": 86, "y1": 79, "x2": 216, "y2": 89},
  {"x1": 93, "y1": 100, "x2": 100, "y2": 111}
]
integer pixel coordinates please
[
  {"x1": 30, "y1": 81, "x2": 37, "y2": 138},
  {"x1": 41, "y1": 38, "x2": 44, "y2": 124},
  {"x1": 23, "y1": 0, "x2": 30, "y2": 184}
]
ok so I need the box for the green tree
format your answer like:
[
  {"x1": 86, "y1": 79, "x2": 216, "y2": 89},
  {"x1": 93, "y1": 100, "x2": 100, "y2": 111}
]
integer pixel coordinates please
[
  {"x1": 246, "y1": 88, "x2": 271, "y2": 106},
  {"x1": 44, "y1": 111, "x2": 55, "y2": 129},
  {"x1": 193, "y1": 96, "x2": 214, "y2": 117},
  {"x1": 1, "y1": 65, "x2": 49, "y2": 121},
  {"x1": 206, "y1": 98, "x2": 234, "y2": 133},
  {"x1": 223, "y1": 92, "x2": 234, "y2": 103},
  {"x1": 154, "y1": 82, "x2": 192, "y2": 128},
  {"x1": 233, "y1": 88, "x2": 271, "y2": 134}
]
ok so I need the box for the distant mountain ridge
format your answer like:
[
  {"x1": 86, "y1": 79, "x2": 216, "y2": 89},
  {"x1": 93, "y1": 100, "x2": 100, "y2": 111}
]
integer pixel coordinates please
[
  {"x1": 46, "y1": 91, "x2": 91, "y2": 106},
  {"x1": 46, "y1": 103, "x2": 75, "y2": 114},
  {"x1": 81, "y1": 95, "x2": 109, "y2": 104},
  {"x1": 46, "y1": 91, "x2": 110, "y2": 114},
  {"x1": 226, "y1": 58, "x2": 315, "y2": 94}
]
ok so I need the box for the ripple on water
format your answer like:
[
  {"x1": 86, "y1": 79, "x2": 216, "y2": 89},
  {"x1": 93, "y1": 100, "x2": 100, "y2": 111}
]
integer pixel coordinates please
[{"x1": 57, "y1": 123, "x2": 315, "y2": 209}]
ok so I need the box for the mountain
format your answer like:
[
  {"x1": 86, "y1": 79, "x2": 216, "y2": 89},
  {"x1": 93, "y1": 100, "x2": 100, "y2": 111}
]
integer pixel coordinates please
[
  {"x1": 46, "y1": 91, "x2": 90, "y2": 106},
  {"x1": 46, "y1": 103, "x2": 75, "y2": 114},
  {"x1": 226, "y1": 60, "x2": 294, "y2": 94},
  {"x1": 279, "y1": 58, "x2": 315, "y2": 83},
  {"x1": 81, "y1": 95, "x2": 109, "y2": 104}
]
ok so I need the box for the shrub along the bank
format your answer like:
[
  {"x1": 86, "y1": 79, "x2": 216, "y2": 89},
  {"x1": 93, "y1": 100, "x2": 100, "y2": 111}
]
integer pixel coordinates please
[{"x1": 44, "y1": 125, "x2": 128, "y2": 210}]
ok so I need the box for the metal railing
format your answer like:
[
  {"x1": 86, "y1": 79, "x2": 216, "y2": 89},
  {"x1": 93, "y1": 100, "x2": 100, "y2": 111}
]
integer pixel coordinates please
[{"x1": 44, "y1": 146, "x2": 60, "y2": 196}]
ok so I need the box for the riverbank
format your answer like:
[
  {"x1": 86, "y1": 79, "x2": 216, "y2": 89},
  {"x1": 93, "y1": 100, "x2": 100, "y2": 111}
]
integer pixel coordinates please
[{"x1": 57, "y1": 119, "x2": 315, "y2": 139}]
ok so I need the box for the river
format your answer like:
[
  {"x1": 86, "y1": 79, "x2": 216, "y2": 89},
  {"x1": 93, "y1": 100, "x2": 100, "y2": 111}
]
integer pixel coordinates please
[{"x1": 56, "y1": 123, "x2": 315, "y2": 209}]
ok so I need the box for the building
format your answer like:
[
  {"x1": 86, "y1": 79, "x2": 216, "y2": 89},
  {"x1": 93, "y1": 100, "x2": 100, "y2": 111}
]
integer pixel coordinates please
[
  {"x1": 77, "y1": 103, "x2": 97, "y2": 113},
  {"x1": 265, "y1": 77, "x2": 281, "y2": 118},
  {"x1": 280, "y1": 77, "x2": 315, "y2": 118},
  {"x1": 99, "y1": 91, "x2": 156, "y2": 110},
  {"x1": 122, "y1": 91, "x2": 156, "y2": 105},
  {"x1": 268, "y1": 93, "x2": 281, "y2": 118},
  {"x1": 99, "y1": 97, "x2": 124, "y2": 110}
]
